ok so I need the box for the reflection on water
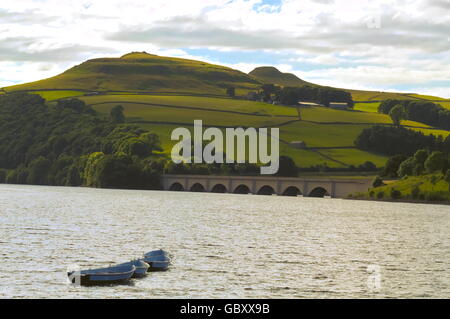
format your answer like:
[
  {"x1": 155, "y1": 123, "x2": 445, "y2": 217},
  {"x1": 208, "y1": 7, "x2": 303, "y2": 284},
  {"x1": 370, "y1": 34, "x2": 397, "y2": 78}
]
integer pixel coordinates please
[{"x1": 0, "y1": 184, "x2": 449, "y2": 298}]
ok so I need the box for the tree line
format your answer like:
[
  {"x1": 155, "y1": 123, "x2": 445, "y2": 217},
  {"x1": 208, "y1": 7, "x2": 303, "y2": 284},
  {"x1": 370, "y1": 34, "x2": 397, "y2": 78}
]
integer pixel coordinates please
[
  {"x1": 243, "y1": 84, "x2": 354, "y2": 107},
  {"x1": 378, "y1": 99, "x2": 450, "y2": 130},
  {"x1": 0, "y1": 93, "x2": 163, "y2": 189},
  {"x1": 354, "y1": 125, "x2": 450, "y2": 156}
]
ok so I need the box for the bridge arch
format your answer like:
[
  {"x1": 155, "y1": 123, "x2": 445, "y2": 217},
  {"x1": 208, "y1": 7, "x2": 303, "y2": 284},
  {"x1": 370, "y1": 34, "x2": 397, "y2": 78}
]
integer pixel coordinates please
[
  {"x1": 234, "y1": 184, "x2": 251, "y2": 194},
  {"x1": 190, "y1": 183, "x2": 205, "y2": 192},
  {"x1": 257, "y1": 185, "x2": 276, "y2": 195},
  {"x1": 211, "y1": 184, "x2": 227, "y2": 193},
  {"x1": 282, "y1": 186, "x2": 302, "y2": 196},
  {"x1": 309, "y1": 187, "x2": 330, "y2": 198},
  {"x1": 169, "y1": 182, "x2": 184, "y2": 191}
]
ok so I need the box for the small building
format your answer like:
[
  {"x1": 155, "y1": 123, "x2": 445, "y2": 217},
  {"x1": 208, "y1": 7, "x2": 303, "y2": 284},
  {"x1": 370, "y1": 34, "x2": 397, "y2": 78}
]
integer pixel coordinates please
[
  {"x1": 297, "y1": 101, "x2": 323, "y2": 108},
  {"x1": 329, "y1": 102, "x2": 348, "y2": 109},
  {"x1": 290, "y1": 141, "x2": 307, "y2": 149},
  {"x1": 84, "y1": 91, "x2": 100, "y2": 96}
]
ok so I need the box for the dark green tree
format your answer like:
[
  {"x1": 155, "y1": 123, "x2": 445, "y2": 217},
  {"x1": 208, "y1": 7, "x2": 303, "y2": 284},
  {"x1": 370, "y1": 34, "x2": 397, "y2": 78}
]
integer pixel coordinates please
[
  {"x1": 372, "y1": 176, "x2": 385, "y2": 188},
  {"x1": 27, "y1": 156, "x2": 51, "y2": 185},
  {"x1": 389, "y1": 104, "x2": 406, "y2": 126},
  {"x1": 0, "y1": 169, "x2": 6, "y2": 183},
  {"x1": 382, "y1": 155, "x2": 408, "y2": 177},
  {"x1": 276, "y1": 155, "x2": 298, "y2": 177},
  {"x1": 425, "y1": 151, "x2": 446, "y2": 173},
  {"x1": 397, "y1": 157, "x2": 415, "y2": 178},
  {"x1": 110, "y1": 105, "x2": 125, "y2": 124},
  {"x1": 444, "y1": 169, "x2": 450, "y2": 190},
  {"x1": 226, "y1": 87, "x2": 235, "y2": 98}
]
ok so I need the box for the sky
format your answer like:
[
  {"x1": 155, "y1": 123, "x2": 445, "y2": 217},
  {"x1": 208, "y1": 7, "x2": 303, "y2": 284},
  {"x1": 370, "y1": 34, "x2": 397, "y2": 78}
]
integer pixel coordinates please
[{"x1": 1, "y1": 0, "x2": 449, "y2": 97}]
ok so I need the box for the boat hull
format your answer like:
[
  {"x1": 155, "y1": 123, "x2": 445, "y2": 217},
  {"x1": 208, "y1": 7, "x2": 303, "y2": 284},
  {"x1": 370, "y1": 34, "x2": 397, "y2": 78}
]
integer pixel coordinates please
[
  {"x1": 147, "y1": 260, "x2": 170, "y2": 271},
  {"x1": 68, "y1": 265, "x2": 135, "y2": 286}
]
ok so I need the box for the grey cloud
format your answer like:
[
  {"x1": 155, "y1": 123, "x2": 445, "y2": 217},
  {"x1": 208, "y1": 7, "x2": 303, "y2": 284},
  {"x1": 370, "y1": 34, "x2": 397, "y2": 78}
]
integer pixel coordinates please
[
  {"x1": 427, "y1": 0, "x2": 450, "y2": 10},
  {"x1": 0, "y1": 8, "x2": 58, "y2": 25},
  {"x1": 106, "y1": 14, "x2": 450, "y2": 54},
  {"x1": 0, "y1": 37, "x2": 112, "y2": 62}
]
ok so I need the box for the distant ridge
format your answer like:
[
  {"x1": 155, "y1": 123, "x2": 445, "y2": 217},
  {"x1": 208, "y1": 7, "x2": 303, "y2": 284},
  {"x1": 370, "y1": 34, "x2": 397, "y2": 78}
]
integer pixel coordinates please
[
  {"x1": 4, "y1": 51, "x2": 261, "y2": 95},
  {"x1": 3, "y1": 52, "x2": 446, "y2": 102},
  {"x1": 248, "y1": 66, "x2": 314, "y2": 87}
]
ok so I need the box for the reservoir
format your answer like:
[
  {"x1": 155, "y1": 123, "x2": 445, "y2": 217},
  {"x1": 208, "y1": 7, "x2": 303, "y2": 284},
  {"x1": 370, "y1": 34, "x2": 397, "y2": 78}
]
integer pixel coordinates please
[{"x1": 0, "y1": 184, "x2": 448, "y2": 298}]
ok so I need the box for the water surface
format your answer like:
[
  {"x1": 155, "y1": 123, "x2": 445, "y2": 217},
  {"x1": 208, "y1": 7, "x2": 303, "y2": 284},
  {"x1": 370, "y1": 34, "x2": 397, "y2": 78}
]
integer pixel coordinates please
[{"x1": 0, "y1": 184, "x2": 449, "y2": 298}]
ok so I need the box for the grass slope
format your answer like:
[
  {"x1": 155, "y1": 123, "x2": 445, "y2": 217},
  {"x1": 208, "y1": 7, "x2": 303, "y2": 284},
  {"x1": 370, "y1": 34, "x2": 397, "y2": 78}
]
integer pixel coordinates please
[
  {"x1": 5, "y1": 52, "x2": 261, "y2": 95},
  {"x1": 74, "y1": 93, "x2": 450, "y2": 168},
  {"x1": 355, "y1": 174, "x2": 450, "y2": 202},
  {"x1": 248, "y1": 66, "x2": 313, "y2": 87}
]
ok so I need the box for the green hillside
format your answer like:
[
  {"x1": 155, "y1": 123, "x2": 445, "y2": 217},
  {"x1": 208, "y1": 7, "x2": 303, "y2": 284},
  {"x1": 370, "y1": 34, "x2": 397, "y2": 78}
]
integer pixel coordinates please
[
  {"x1": 247, "y1": 67, "x2": 447, "y2": 109},
  {"x1": 354, "y1": 174, "x2": 450, "y2": 202},
  {"x1": 3, "y1": 52, "x2": 450, "y2": 171},
  {"x1": 4, "y1": 52, "x2": 261, "y2": 95},
  {"x1": 248, "y1": 66, "x2": 313, "y2": 87}
]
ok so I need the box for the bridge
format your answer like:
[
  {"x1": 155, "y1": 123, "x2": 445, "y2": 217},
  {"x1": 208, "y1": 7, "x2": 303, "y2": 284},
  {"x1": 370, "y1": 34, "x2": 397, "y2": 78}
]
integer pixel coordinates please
[{"x1": 161, "y1": 175, "x2": 372, "y2": 198}]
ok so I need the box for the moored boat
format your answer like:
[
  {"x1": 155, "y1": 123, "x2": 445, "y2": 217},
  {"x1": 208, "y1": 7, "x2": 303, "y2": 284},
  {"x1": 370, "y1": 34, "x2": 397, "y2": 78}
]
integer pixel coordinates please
[
  {"x1": 115, "y1": 260, "x2": 149, "y2": 278},
  {"x1": 142, "y1": 249, "x2": 171, "y2": 271},
  {"x1": 67, "y1": 264, "x2": 136, "y2": 286}
]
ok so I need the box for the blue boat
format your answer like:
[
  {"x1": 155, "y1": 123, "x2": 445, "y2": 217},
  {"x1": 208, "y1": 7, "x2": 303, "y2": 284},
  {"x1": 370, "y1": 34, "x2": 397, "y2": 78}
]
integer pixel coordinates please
[
  {"x1": 67, "y1": 264, "x2": 136, "y2": 286},
  {"x1": 142, "y1": 249, "x2": 171, "y2": 271},
  {"x1": 115, "y1": 260, "x2": 149, "y2": 278}
]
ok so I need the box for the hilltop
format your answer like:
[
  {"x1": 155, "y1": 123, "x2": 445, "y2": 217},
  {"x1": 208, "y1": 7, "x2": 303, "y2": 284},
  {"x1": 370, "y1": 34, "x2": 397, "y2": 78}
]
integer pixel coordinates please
[
  {"x1": 248, "y1": 66, "x2": 449, "y2": 112},
  {"x1": 4, "y1": 52, "x2": 261, "y2": 95},
  {"x1": 249, "y1": 66, "x2": 314, "y2": 87}
]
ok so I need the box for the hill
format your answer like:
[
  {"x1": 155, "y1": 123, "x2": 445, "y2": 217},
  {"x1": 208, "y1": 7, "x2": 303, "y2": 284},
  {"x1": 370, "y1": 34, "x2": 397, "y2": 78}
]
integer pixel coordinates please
[
  {"x1": 248, "y1": 67, "x2": 447, "y2": 109},
  {"x1": 2, "y1": 52, "x2": 450, "y2": 173},
  {"x1": 4, "y1": 52, "x2": 261, "y2": 95},
  {"x1": 249, "y1": 66, "x2": 313, "y2": 87}
]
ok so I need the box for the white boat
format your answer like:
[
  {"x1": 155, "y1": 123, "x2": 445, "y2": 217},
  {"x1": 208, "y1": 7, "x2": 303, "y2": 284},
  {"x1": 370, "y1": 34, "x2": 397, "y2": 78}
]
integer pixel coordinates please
[
  {"x1": 142, "y1": 249, "x2": 171, "y2": 271},
  {"x1": 67, "y1": 264, "x2": 136, "y2": 286},
  {"x1": 115, "y1": 260, "x2": 149, "y2": 278}
]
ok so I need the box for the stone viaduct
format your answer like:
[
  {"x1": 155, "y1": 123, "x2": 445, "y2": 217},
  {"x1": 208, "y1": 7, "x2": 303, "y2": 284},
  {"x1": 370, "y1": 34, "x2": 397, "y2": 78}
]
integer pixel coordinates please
[{"x1": 161, "y1": 174, "x2": 372, "y2": 198}]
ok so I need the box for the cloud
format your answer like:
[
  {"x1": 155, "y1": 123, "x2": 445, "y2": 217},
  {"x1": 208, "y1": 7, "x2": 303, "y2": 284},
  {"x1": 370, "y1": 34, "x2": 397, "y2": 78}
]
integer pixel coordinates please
[{"x1": 0, "y1": 0, "x2": 449, "y2": 97}]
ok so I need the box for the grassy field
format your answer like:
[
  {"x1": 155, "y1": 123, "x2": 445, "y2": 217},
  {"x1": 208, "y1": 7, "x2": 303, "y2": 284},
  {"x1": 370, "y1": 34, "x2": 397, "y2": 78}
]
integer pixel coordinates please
[
  {"x1": 353, "y1": 102, "x2": 380, "y2": 113},
  {"x1": 81, "y1": 94, "x2": 299, "y2": 117},
  {"x1": 300, "y1": 106, "x2": 389, "y2": 123},
  {"x1": 92, "y1": 102, "x2": 293, "y2": 127},
  {"x1": 356, "y1": 174, "x2": 450, "y2": 201},
  {"x1": 75, "y1": 92, "x2": 450, "y2": 168},
  {"x1": 32, "y1": 90, "x2": 85, "y2": 100}
]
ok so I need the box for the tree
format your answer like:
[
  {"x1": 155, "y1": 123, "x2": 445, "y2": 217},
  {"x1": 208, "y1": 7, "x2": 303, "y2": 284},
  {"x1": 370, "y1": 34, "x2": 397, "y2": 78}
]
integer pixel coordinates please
[
  {"x1": 226, "y1": 87, "x2": 235, "y2": 98},
  {"x1": 382, "y1": 155, "x2": 408, "y2": 177},
  {"x1": 372, "y1": 176, "x2": 385, "y2": 188},
  {"x1": 27, "y1": 156, "x2": 51, "y2": 185},
  {"x1": 389, "y1": 104, "x2": 406, "y2": 126},
  {"x1": 110, "y1": 105, "x2": 125, "y2": 123},
  {"x1": 444, "y1": 169, "x2": 450, "y2": 190},
  {"x1": 397, "y1": 157, "x2": 415, "y2": 178},
  {"x1": 411, "y1": 186, "x2": 420, "y2": 199},
  {"x1": 390, "y1": 188, "x2": 402, "y2": 199},
  {"x1": 260, "y1": 84, "x2": 280, "y2": 102},
  {"x1": 425, "y1": 151, "x2": 446, "y2": 173},
  {"x1": 276, "y1": 155, "x2": 298, "y2": 177},
  {"x1": 359, "y1": 161, "x2": 377, "y2": 171},
  {"x1": 57, "y1": 98, "x2": 95, "y2": 114},
  {"x1": 0, "y1": 169, "x2": 6, "y2": 183}
]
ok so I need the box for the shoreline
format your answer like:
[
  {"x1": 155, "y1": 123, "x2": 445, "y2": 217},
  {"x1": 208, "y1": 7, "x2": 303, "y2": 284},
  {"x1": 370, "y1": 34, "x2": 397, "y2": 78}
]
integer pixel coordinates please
[{"x1": 348, "y1": 196, "x2": 450, "y2": 206}]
